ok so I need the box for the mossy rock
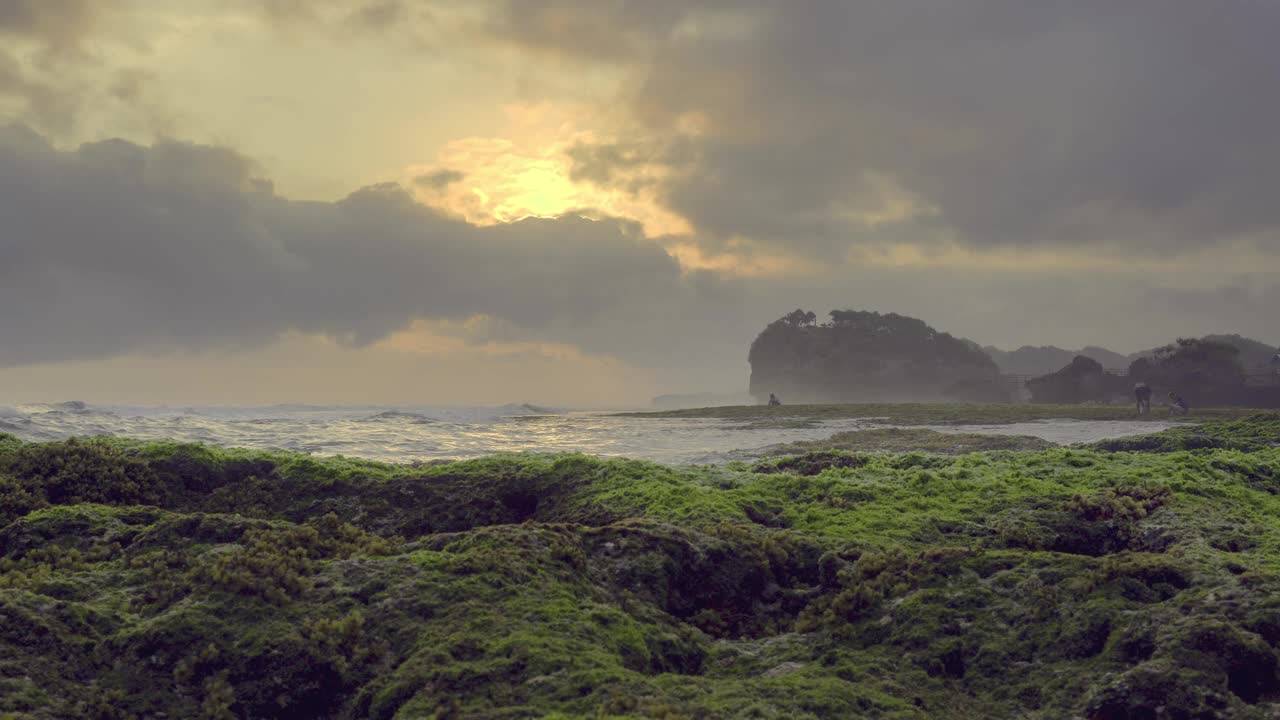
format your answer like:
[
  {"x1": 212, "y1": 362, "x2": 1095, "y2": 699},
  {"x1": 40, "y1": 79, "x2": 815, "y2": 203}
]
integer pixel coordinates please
[{"x1": 1, "y1": 429, "x2": 1280, "y2": 717}]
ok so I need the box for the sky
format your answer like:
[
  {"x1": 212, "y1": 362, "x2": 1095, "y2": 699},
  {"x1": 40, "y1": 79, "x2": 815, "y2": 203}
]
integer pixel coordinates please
[{"x1": 1, "y1": 0, "x2": 1278, "y2": 407}]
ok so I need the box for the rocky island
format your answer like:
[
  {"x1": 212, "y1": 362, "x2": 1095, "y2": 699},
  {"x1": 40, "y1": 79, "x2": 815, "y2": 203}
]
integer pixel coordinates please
[{"x1": 748, "y1": 310, "x2": 1008, "y2": 405}]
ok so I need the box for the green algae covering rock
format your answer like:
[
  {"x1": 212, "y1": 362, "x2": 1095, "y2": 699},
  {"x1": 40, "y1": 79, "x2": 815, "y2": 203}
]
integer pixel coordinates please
[{"x1": 2, "y1": 420, "x2": 1280, "y2": 718}]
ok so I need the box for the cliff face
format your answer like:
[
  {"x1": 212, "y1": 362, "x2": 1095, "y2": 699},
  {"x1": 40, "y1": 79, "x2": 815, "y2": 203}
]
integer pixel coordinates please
[{"x1": 748, "y1": 309, "x2": 1007, "y2": 404}]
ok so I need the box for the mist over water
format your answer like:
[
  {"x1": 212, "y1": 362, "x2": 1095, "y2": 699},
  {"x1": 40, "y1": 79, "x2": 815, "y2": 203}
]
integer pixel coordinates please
[{"x1": 0, "y1": 401, "x2": 1174, "y2": 465}]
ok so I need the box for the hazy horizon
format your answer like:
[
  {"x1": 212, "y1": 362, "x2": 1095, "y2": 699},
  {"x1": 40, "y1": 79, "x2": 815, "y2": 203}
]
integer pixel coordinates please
[
  {"x1": 1, "y1": 329, "x2": 1270, "y2": 409},
  {"x1": 3, "y1": 1, "x2": 1277, "y2": 406}
]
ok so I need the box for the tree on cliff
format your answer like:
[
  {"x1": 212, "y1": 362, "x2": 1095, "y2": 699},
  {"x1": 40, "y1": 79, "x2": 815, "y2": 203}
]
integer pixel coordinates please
[
  {"x1": 1129, "y1": 338, "x2": 1245, "y2": 405},
  {"x1": 778, "y1": 309, "x2": 818, "y2": 327},
  {"x1": 1200, "y1": 335, "x2": 1276, "y2": 370},
  {"x1": 748, "y1": 309, "x2": 1007, "y2": 404},
  {"x1": 1028, "y1": 338, "x2": 1250, "y2": 406}
]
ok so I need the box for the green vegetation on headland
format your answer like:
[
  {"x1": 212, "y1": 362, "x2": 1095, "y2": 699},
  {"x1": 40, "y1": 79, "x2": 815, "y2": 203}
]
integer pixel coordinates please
[
  {"x1": 621, "y1": 402, "x2": 1259, "y2": 424},
  {"x1": 985, "y1": 334, "x2": 1277, "y2": 379},
  {"x1": 748, "y1": 310, "x2": 1008, "y2": 404},
  {"x1": 1027, "y1": 338, "x2": 1280, "y2": 408},
  {"x1": 2, "y1": 415, "x2": 1280, "y2": 718},
  {"x1": 743, "y1": 306, "x2": 1277, "y2": 408}
]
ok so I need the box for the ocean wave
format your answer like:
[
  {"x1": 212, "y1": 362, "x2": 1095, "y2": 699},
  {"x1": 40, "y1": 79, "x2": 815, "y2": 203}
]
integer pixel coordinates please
[
  {"x1": 360, "y1": 404, "x2": 563, "y2": 425},
  {"x1": 361, "y1": 410, "x2": 440, "y2": 424},
  {"x1": 15, "y1": 400, "x2": 94, "y2": 415},
  {"x1": 510, "y1": 403, "x2": 561, "y2": 416}
]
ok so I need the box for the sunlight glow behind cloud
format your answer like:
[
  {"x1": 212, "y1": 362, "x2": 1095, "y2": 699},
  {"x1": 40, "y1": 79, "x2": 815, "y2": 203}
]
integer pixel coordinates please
[{"x1": 407, "y1": 103, "x2": 692, "y2": 239}]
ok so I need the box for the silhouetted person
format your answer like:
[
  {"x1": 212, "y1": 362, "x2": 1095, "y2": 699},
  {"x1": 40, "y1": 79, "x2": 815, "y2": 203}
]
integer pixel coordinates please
[
  {"x1": 1134, "y1": 382, "x2": 1152, "y2": 415},
  {"x1": 768, "y1": 393, "x2": 782, "y2": 406},
  {"x1": 1168, "y1": 391, "x2": 1189, "y2": 415}
]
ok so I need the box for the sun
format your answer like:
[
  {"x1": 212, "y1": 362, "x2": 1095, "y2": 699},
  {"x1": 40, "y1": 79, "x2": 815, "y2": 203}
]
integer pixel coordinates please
[
  {"x1": 489, "y1": 161, "x2": 584, "y2": 223},
  {"x1": 405, "y1": 103, "x2": 691, "y2": 237}
]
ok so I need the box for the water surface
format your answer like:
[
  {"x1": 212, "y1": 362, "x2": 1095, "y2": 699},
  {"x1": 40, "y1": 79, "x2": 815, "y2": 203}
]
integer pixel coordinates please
[{"x1": 0, "y1": 402, "x2": 1174, "y2": 465}]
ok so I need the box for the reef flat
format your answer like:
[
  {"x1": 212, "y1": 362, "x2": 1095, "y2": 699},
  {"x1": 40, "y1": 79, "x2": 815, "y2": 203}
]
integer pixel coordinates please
[
  {"x1": 2, "y1": 414, "x2": 1280, "y2": 718},
  {"x1": 757, "y1": 427, "x2": 1057, "y2": 456}
]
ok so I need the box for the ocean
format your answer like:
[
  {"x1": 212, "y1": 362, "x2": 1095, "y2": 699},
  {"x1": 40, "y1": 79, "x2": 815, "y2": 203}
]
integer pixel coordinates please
[{"x1": 0, "y1": 401, "x2": 1175, "y2": 465}]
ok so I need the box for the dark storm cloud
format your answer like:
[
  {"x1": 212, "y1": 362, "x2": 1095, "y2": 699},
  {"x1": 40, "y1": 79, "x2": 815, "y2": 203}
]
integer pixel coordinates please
[
  {"x1": 509, "y1": 0, "x2": 1280, "y2": 257},
  {"x1": 0, "y1": 125, "x2": 707, "y2": 368}
]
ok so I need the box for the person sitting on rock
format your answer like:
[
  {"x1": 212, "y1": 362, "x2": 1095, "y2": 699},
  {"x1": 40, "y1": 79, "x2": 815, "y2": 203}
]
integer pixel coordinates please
[
  {"x1": 1168, "y1": 391, "x2": 1189, "y2": 415},
  {"x1": 1134, "y1": 382, "x2": 1152, "y2": 415},
  {"x1": 768, "y1": 393, "x2": 782, "y2": 406}
]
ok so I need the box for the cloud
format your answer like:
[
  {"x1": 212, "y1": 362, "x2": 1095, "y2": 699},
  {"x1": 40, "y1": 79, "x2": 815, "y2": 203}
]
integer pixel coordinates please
[
  {"x1": 0, "y1": 0, "x2": 108, "y2": 53},
  {"x1": 0, "y1": 0, "x2": 102, "y2": 132},
  {"x1": 478, "y1": 0, "x2": 688, "y2": 62},
  {"x1": 0, "y1": 125, "x2": 714, "y2": 370},
  {"x1": 0, "y1": 0, "x2": 179, "y2": 141},
  {"x1": 413, "y1": 168, "x2": 465, "y2": 191},
  {"x1": 350, "y1": 0, "x2": 407, "y2": 29},
  {"x1": 0, "y1": 49, "x2": 78, "y2": 132},
  {"x1": 509, "y1": 0, "x2": 1280, "y2": 259},
  {"x1": 12, "y1": 2, "x2": 1280, "y2": 264},
  {"x1": 4, "y1": 123, "x2": 1276, "y2": 389},
  {"x1": 244, "y1": 0, "x2": 444, "y2": 48}
]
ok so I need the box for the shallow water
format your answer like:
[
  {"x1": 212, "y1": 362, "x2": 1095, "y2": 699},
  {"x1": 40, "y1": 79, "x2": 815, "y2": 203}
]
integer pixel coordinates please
[{"x1": 0, "y1": 402, "x2": 1175, "y2": 465}]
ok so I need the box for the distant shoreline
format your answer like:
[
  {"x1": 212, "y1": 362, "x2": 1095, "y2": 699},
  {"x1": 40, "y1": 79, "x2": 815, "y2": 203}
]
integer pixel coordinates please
[{"x1": 618, "y1": 402, "x2": 1259, "y2": 425}]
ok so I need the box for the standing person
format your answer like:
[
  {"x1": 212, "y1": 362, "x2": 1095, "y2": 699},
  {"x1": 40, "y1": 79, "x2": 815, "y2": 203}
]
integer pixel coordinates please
[
  {"x1": 768, "y1": 393, "x2": 782, "y2": 406},
  {"x1": 1134, "y1": 382, "x2": 1152, "y2": 415},
  {"x1": 1168, "y1": 391, "x2": 1189, "y2": 415}
]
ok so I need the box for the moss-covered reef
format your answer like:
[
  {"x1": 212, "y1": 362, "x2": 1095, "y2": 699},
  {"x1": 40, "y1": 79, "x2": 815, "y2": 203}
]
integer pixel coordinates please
[
  {"x1": 621, "y1": 402, "x2": 1259, "y2": 425},
  {"x1": 1087, "y1": 414, "x2": 1280, "y2": 454},
  {"x1": 3, "y1": 426, "x2": 1280, "y2": 718},
  {"x1": 760, "y1": 428, "x2": 1056, "y2": 456}
]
